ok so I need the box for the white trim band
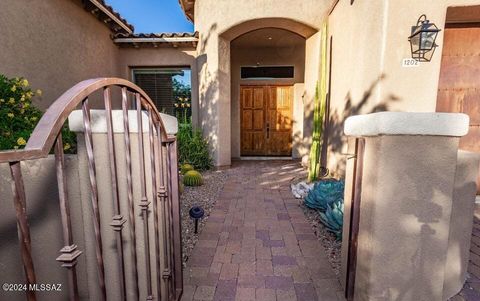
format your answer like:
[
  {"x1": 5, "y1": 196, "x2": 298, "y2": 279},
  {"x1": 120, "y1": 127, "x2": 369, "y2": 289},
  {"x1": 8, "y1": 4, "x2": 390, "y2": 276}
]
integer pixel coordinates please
[
  {"x1": 344, "y1": 112, "x2": 470, "y2": 137},
  {"x1": 68, "y1": 110, "x2": 178, "y2": 135}
]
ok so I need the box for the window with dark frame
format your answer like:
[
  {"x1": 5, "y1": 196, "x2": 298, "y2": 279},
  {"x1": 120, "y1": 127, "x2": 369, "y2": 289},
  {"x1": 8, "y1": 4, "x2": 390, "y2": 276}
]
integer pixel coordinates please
[
  {"x1": 241, "y1": 66, "x2": 294, "y2": 79},
  {"x1": 132, "y1": 68, "x2": 191, "y2": 120}
]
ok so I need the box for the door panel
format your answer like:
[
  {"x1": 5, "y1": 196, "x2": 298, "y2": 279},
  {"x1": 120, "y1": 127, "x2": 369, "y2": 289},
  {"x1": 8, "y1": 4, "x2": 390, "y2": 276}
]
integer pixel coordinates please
[
  {"x1": 241, "y1": 86, "x2": 266, "y2": 155},
  {"x1": 436, "y1": 24, "x2": 480, "y2": 192},
  {"x1": 266, "y1": 86, "x2": 293, "y2": 156},
  {"x1": 240, "y1": 85, "x2": 293, "y2": 156}
]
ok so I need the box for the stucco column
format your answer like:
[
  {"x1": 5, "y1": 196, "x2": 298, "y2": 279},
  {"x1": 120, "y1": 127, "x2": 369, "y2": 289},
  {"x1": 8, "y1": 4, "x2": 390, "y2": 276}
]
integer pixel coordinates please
[
  {"x1": 197, "y1": 33, "x2": 231, "y2": 167},
  {"x1": 341, "y1": 112, "x2": 475, "y2": 301}
]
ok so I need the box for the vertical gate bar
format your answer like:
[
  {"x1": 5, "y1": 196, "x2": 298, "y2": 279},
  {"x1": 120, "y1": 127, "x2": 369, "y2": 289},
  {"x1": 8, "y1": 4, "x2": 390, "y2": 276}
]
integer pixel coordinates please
[
  {"x1": 82, "y1": 98, "x2": 106, "y2": 301},
  {"x1": 104, "y1": 87, "x2": 127, "y2": 300},
  {"x1": 147, "y1": 106, "x2": 162, "y2": 300},
  {"x1": 345, "y1": 138, "x2": 365, "y2": 301},
  {"x1": 9, "y1": 161, "x2": 37, "y2": 301},
  {"x1": 168, "y1": 139, "x2": 183, "y2": 298},
  {"x1": 165, "y1": 142, "x2": 176, "y2": 298},
  {"x1": 54, "y1": 133, "x2": 82, "y2": 301},
  {"x1": 136, "y1": 93, "x2": 154, "y2": 300},
  {"x1": 158, "y1": 131, "x2": 171, "y2": 300},
  {"x1": 122, "y1": 88, "x2": 140, "y2": 300}
]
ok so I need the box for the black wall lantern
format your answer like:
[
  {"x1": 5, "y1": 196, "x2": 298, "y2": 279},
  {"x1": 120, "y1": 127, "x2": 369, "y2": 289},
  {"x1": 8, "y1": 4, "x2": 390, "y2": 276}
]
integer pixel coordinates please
[{"x1": 408, "y1": 15, "x2": 441, "y2": 62}]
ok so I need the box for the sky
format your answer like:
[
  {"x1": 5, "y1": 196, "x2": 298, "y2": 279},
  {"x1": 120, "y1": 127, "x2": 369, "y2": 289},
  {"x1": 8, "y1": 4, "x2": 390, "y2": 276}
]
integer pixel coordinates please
[
  {"x1": 106, "y1": 0, "x2": 193, "y2": 86},
  {"x1": 105, "y1": 0, "x2": 194, "y2": 33}
]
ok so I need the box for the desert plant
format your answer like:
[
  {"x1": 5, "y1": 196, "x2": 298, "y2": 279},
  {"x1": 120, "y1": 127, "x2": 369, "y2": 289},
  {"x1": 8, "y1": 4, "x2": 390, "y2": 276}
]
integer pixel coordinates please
[
  {"x1": 177, "y1": 123, "x2": 212, "y2": 171},
  {"x1": 180, "y1": 163, "x2": 195, "y2": 174},
  {"x1": 319, "y1": 200, "x2": 344, "y2": 239},
  {"x1": 308, "y1": 22, "x2": 329, "y2": 182},
  {"x1": 183, "y1": 170, "x2": 204, "y2": 186},
  {"x1": 0, "y1": 74, "x2": 76, "y2": 153},
  {"x1": 173, "y1": 78, "x2": 191, "y2": 123},
  {"x1": 304, "y1": 179, "x2": 345, "y2": 211}
]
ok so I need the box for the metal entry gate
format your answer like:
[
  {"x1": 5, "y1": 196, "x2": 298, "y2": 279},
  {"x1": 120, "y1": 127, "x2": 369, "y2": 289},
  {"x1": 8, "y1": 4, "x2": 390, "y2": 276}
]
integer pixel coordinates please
[{"x1": 0, "y1": 78, "x2": 183, "y2": 301}]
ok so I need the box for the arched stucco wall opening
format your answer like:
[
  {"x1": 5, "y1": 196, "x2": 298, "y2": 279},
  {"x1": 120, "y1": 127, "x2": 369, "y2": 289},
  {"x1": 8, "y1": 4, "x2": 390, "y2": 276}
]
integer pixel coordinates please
[
  {"x1": 196, "y1": 16, "x2": 321, "y2": 166},
  {"x1": 229, "y1": 27, "x2": 308, "y2": 159},
  {"x1": 219, "y1": 17, "x2": 318, "y2": 41},
  {"x1": 216, "y1": 18, "x2": 319, "y2": 164}
]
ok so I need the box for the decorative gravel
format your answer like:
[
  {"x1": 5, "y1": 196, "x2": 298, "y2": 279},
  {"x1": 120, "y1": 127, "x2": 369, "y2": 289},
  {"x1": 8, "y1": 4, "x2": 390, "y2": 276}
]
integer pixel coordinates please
[
  {"x1": 301, "y1": 204, "x2": 342, "y2": 276},
  {"x1": 180, "y1": 168, "x2": 229, "y2": 266},
  {"x1": 289, "y1": 173, "x2": 342, "y2": 276}
]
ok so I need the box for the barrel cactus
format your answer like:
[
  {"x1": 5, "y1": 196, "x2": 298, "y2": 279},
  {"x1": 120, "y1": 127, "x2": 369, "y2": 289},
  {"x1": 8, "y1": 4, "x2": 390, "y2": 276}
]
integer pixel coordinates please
[
  {"x1": 319, "y1": 200, "x2": 344, "y2": 239},
  {"x1": 180, "y1": 163, "x2": 194, "y2": 175},
  {"x1": 183, "y1": 170, "x2": 204, "y2": 186}
]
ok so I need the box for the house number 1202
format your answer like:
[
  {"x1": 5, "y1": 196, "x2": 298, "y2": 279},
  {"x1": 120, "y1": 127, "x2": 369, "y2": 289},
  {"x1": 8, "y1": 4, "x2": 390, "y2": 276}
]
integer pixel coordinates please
[{"x1": 402, "y1": 58, "x2": 420, "y2": 67}]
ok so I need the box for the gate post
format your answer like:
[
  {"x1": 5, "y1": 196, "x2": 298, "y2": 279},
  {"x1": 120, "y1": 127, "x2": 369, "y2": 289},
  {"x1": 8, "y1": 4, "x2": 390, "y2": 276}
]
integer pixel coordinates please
[{"x1": 340, "y1": 112, "x2": 476, "y2": 301}]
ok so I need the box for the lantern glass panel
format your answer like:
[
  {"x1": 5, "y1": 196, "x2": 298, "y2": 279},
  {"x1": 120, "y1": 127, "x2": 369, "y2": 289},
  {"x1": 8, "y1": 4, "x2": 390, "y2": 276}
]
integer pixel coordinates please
[
  {"x1": 420, "y1": 31, "x2": 437, "y2": 51},
  {"x1": 410, "y1": 33, "x2": 420, "y2": 53}
]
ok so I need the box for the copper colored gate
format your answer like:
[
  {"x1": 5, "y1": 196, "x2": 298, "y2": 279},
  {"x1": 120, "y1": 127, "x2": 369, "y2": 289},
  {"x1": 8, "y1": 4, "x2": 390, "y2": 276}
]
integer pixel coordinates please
[{"x1": 0, "y1": 78, "x2": 183, "y2": 301}]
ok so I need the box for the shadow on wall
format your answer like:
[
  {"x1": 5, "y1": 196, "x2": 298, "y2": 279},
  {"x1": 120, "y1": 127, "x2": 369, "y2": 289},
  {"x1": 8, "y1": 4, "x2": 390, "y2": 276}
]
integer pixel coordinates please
[
  {"x1": 197, "y1": 23, "x2": 223, "y2": 161},
  {"x1": 0, "y1": 157, "x2": 85, "y2": 300},
  {"x1": 328, "y1": 74, "x2": 400, "y2": 176},
  {"x1": 353, "y1": 136, "x2": 472, "y2": 300},
  {"x1": 198, "y1": 54, "x2": 220, "y2": 159}
]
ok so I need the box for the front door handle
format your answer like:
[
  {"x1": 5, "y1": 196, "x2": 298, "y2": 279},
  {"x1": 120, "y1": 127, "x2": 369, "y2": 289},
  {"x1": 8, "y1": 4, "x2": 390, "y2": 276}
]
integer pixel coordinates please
[{"x1": 266, "y1": 123, "x2": 270, "y2": 139}]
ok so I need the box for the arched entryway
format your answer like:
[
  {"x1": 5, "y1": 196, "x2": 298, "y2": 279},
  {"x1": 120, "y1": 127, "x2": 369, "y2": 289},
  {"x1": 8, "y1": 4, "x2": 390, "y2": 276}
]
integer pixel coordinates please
[
  {"x1": 218, "y1": 18, "x2": 320, "y2": 162},
  {"x1": 230, "y1": 28, "x2": 306, "y2": 158}
]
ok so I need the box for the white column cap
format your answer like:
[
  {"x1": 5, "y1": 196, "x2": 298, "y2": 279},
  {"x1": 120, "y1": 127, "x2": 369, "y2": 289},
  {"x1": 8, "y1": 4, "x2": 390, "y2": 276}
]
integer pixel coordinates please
[
  {"x1": 344, "y1": 112, "x2": 469, "y2": 137},
  {"x1": 68, "y1": 110, "x2": 178, "y2": 135}
]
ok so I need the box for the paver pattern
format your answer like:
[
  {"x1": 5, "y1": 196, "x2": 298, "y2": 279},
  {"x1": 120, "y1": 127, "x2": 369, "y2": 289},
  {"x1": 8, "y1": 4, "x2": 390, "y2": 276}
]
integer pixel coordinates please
[{"x1": 182, "y1": 161, "x2": 344, "y2": 301}]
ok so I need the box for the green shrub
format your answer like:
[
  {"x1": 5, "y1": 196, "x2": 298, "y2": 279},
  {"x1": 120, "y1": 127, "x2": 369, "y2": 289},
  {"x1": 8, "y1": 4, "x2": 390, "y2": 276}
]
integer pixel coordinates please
[
  {"x1": 183, "y1": 170, "x2": 204, "y2": 186},
  {"x1": 0, "y1": 74, "x2": 76, "y2": 153},
  {"x1": 177, "y1": 123, "x2": 212, "y2": 171},
  {"x1": 180, "y1": 163, "x2": 195, "y2": 174}
]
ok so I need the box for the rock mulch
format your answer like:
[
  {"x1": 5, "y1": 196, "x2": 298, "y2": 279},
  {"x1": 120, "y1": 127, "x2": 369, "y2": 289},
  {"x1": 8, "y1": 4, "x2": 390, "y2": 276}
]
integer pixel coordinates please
[
  {"x1": 290, "y1": 174, "x2": 343, "y2": 277},
  {"x1": 180, "y1": 168, "x2": 230, "y2": 266},
  {"x1": 301, "y1": 204, "x2": 342, "y2": 276}
]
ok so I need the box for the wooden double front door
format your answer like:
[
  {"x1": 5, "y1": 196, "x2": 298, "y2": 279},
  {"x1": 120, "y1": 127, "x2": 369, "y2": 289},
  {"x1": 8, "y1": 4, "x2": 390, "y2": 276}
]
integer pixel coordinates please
[{"x1": 240, "y1": 85, "x2": 293, "y2": 156}]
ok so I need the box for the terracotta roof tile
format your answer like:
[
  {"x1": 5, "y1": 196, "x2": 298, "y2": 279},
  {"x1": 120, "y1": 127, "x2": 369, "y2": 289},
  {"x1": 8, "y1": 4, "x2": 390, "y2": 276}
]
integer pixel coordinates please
[
  {"x1": 82, "y1": 0, "x2": 134, "y2": 33},
  {"x1": 114, "y1": 32, "x2": 199, "y2": 39},
  {"x1": 113, "y1": 32, "x2": 199, "y2": 48},
  {"x1": 178, "y1": 0, "x2": 195, "y2": 22}
]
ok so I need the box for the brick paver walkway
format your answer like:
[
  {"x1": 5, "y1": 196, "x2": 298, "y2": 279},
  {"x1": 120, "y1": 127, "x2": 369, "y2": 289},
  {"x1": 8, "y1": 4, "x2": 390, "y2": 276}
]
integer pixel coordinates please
[{"x1": 182, "y1": 161, "x2": 344, "y2": 301}]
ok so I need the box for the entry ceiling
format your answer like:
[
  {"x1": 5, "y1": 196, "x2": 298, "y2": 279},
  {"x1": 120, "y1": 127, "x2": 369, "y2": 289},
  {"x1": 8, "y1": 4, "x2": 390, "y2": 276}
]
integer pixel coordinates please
[{"x1": 231, "y1": 28, "x2": 305, "y2": 48}]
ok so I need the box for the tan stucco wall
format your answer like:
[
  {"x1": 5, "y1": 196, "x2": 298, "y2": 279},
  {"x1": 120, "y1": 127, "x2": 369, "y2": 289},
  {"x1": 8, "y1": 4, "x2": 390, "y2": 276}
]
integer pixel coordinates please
[
  {"x1": 328, "y1": 0, "x2": 480, "y2": 176},
  {"x1": 230, "y1": 45, "x2": 306, "y2": 158},
  {"x1": 0, "y1": 133, "x2": 172, "y2": 300},
  {"x1": 118, "y1": 48, "x2": 200, "y2": 127},
  {"x1": 75, "y1": 132, "x2": 165, "y2": 300},
  {"x1": 0, "y1": 156, "x2": 88, "y2": 301},
  {"x1": 341, "y1": 138, "x2": 479, "y2": 300},
  {"x1": 194, "y1": 0, "x2": 335, "y2": 165},
  {"x1": 444, "y1": 151, "x2": 480, "y2": 299},
  {"x1": 0, "y1": 0, "x2": 121, "y2": 110},
  {"x1": 348, "y1": 135, "x2": 460, "y2": 300}
]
